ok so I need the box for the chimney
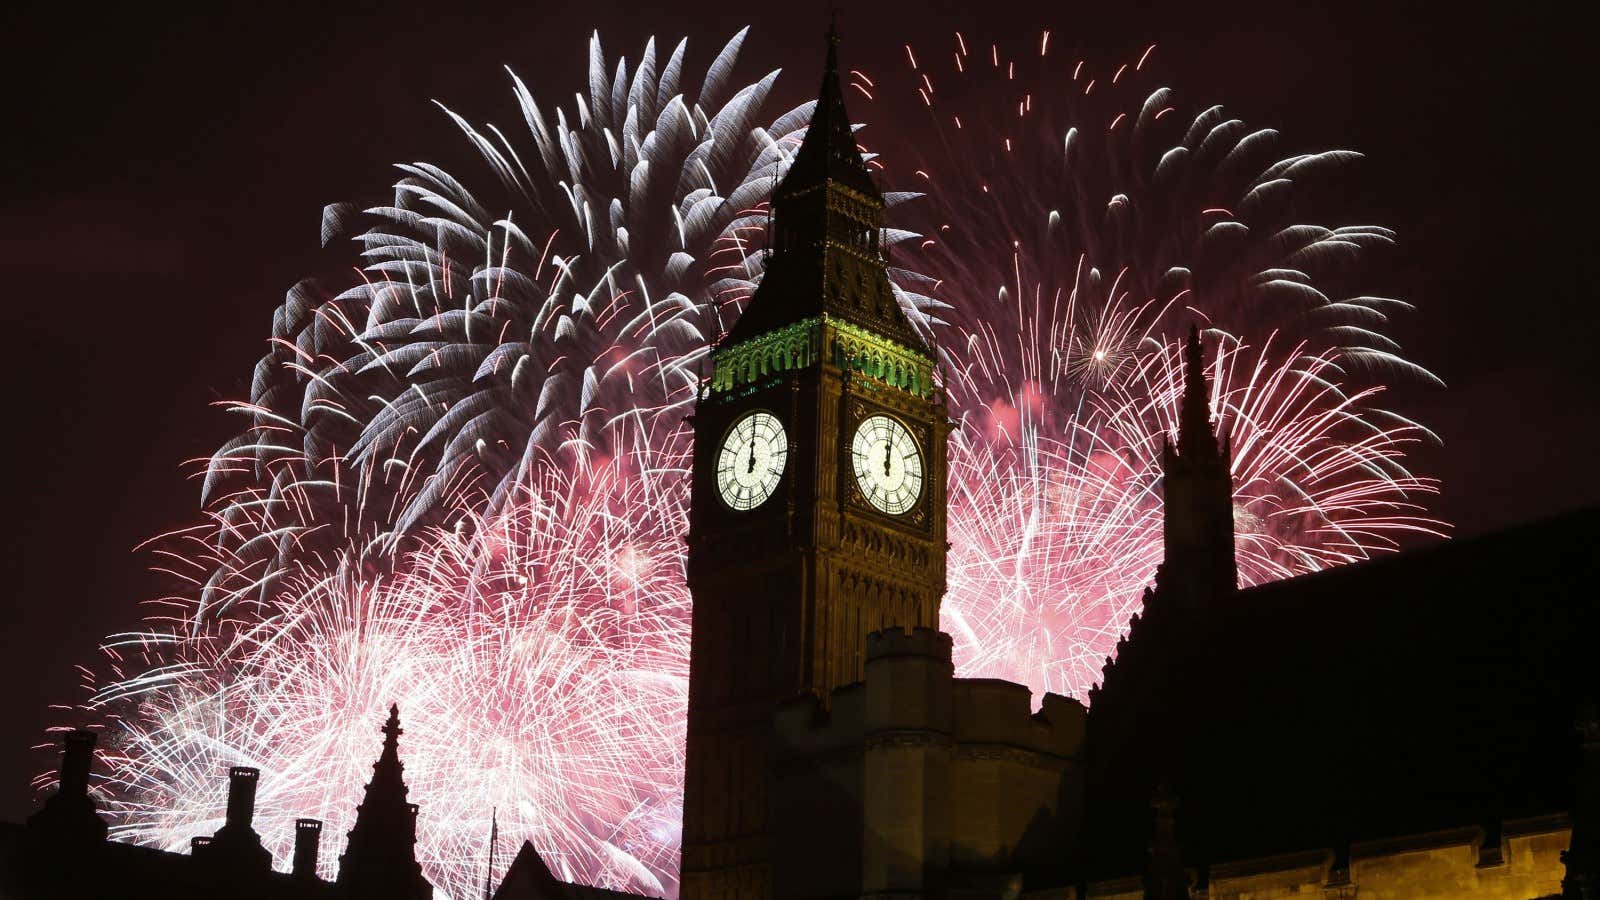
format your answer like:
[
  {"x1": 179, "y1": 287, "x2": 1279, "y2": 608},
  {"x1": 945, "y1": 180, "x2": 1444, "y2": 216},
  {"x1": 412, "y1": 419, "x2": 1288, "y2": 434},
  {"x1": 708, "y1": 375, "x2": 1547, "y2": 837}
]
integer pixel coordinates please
[
  {"x1": 293, "y1": 818, "x2": 322, "y2": 879},
  {"x1": 195, "y1": 766, "x2": 272, "y2": 871},
  {"x1": 58, "y1": 730, "x2": 96, "y2": 801},
  {"x1": 225, "y1": 766, "x2": 260, "y2": 831},
  {"x1": 27, "y1": 729, "x2": 108, "y2": 842}
]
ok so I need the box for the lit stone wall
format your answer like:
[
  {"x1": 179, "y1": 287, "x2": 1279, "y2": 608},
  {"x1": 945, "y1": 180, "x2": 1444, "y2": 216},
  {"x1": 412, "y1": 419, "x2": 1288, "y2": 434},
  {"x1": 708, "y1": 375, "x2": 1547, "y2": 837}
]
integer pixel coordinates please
[
  {"x1": 772, "y1": 627, "x2": 1086, "y2": 900},
  {"x1": 1071, "y1": 817, "x2": 1570, "y2": 900}
]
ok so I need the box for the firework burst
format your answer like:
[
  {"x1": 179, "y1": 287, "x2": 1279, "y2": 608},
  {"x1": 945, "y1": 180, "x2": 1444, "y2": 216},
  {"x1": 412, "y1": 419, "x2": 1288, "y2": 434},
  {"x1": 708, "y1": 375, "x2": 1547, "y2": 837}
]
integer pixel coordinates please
[
  {"x1": 66, "y1": 26, "x2": 1442, "y2": 900},
  {"x1": 85, "y1": 30, "x2": 784, "y2": 897},
  {"x1": 194, "y1": 27, "x2": 865, "y2": 618},
  {"x1": 95, "y1": 443, "x2": 688, "y2": 894},
  {"x1": 858, "y1": 33, "x2": 1443, "y2": 697}
]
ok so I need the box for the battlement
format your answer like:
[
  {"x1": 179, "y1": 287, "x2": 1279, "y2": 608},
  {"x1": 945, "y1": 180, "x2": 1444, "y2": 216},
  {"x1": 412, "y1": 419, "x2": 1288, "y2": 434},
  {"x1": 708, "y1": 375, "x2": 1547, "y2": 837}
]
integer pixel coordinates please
[
  {"x1": 779, "y1": 627, "x2": 1084, "y2": 756},
  {"x1": 772, "y1": 627, "x2": 1087, "y2": 898},
  {"x1": 864, "y1": 624, "x2": 951, "y2": 660}
]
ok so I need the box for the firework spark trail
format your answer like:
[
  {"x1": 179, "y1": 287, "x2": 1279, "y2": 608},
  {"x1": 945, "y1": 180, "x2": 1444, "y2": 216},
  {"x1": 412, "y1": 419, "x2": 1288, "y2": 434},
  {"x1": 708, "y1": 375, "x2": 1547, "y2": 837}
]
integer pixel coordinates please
[
  {"x1": 942, "y1": 324, "x2": 1440, "y2": 697},
  {"x1": 867, "y1": 34, "x2": 1444, "y2": 697},
  {"x1": 193, "y1": 28, "x2": 867, "y2": 621},
  {"x1": 80, "y1": 31, "x2": 781, "y2": 897},
  {"x1": 94, "y1": 443, "x2": 691, "y2": 897},
  {"x1": 68, "y1": 27, "x2": 1443, "y2": 900},
  {"x1": 872, "y1": 32, "x2": 1441, "y2": 387}
]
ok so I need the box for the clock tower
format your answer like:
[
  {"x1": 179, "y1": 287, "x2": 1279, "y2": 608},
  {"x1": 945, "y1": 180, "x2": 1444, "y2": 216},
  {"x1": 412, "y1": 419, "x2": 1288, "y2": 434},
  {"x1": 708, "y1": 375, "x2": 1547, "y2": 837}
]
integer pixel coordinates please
[{"x1": 680, "y1": 26, "x2": 950, "y2": 900}]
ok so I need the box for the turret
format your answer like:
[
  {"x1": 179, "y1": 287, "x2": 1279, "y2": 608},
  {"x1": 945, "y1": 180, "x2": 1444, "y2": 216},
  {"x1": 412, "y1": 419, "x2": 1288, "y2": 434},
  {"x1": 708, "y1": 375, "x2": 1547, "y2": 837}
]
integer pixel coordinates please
[
  {"x1": 337, "y1": 704, "x2": 432, "y2": 900},
  {"x1": 772, "y1": 628, "x2": 1085, "y2": 899},
  {"x1": 1158, "y1": 325, "x2": 1237, "y2": 607},
  {"x1": 860, "y1": 629, "x2": 954, "y2": 896}
]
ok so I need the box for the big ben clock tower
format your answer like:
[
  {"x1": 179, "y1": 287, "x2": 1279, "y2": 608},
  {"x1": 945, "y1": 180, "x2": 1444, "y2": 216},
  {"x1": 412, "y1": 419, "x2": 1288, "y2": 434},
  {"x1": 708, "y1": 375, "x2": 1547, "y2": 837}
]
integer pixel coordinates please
[{"x1": 679, "y1": 25, "x2": 950, "y2": 900}]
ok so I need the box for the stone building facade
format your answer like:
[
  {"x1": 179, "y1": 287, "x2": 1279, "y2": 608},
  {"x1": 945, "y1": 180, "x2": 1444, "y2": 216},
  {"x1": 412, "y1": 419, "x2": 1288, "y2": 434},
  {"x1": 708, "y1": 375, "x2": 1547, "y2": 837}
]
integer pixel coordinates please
[{"x1": 771, "y1": 628, "x2": 1085, "y2": 898}]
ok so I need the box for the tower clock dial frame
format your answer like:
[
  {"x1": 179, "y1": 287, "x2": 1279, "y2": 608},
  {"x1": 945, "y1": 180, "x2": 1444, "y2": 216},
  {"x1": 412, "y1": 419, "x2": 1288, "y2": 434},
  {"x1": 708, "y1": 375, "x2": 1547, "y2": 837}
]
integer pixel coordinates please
[
  {"x1": 680, "y1": 33, "x2": 951, "y2": 900},
  {"x1": 715, "y1": 410, "x2": 789, "y2": 511},
  {"x1": 841, "y1": 393, "x2": 940, "y2": 531},
  {"x1": 850, "y1": 414, "x2": 924, "y2": 515}
]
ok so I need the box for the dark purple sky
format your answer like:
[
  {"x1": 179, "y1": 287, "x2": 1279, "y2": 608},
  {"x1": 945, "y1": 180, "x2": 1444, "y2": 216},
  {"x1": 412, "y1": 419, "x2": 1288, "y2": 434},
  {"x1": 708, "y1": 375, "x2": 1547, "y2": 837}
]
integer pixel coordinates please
[{"x1": 1, "y1": 0, "x2": 1592, "y2": 821}]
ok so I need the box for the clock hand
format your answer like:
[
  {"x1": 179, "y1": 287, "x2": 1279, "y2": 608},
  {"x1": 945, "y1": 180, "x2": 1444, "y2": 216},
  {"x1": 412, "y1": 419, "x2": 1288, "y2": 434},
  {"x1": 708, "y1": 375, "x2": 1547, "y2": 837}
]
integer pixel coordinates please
[
  {"x1": 883, "y1": 442, "x2": 891, "y2": 477},
  {"x1": 747, "y1": 441, "x2": 756, "y2": 474}
]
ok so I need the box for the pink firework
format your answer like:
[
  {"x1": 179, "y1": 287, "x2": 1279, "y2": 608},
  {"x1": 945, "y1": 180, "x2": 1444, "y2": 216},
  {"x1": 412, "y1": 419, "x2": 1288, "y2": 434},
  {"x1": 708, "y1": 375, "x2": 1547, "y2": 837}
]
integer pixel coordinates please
[
  {"x1": 860, "y1": 34, "x2": 1443, "y2": 698},
  {"x1": 62, "y1": 26, "x2": 1443, "y2": 900},
  {"x1": 942, "y1": 310, "x2": 1440, "y2": 698},
  {"x1": 92, "y1": 443, "x2": 691, "y2": 895}
]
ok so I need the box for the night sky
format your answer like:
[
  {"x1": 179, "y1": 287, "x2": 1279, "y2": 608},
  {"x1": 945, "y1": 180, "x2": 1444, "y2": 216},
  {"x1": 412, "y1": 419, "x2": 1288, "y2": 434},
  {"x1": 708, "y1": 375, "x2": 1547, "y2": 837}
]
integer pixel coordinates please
[{"x1": 1, "y1": 0, "x2": 1592, "y2": 822}]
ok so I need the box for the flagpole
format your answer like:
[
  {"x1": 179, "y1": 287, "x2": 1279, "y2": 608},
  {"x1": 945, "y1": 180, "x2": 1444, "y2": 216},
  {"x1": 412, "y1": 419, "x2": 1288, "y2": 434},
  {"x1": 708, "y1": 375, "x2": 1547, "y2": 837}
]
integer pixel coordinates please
[{"x1": 484, "y1": 807, "x2": 498, "y2": 900}]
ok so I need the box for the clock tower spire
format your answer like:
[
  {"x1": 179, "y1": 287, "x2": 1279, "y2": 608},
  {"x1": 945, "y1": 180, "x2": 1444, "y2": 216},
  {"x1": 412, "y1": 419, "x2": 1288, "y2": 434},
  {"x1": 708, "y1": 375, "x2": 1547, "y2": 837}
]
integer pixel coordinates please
[{"x1": 680, "y1": 25, "x2": 949, "y2": 900}]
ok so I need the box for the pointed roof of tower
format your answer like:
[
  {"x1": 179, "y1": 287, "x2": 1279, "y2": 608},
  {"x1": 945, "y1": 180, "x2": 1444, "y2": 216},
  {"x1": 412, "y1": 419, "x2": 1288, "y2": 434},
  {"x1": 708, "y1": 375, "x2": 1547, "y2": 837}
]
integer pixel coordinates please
[
  {"x1": 338, "y1": 703, "x2": 431, "y2": 898},
  {"x1": 716, "y1": 21, "x2": 932, "y2": 355},
  {"x1": 376, "y1": 703, "x2": 404, "y2": 779},
  {"x1": 1168, "y1": 325, "x2": 1225, "y2": 464},
  {"x1": 777, "y1": 18, "x2": 879, "y2": 202},
  {"x1": 350, "y1": 703, "x2": 410, "y2": 814}
]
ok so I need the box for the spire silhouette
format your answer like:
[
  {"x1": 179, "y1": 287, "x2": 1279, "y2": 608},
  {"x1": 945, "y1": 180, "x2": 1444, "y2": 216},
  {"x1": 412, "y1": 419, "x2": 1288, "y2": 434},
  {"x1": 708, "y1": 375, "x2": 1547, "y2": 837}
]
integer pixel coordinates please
[
  {"x1": 778, "y1": 17, "x2": 877, "y2": 201},
  {"x1": 338, "y1": 704, "x2": 432, "y2": 899},
  {"x1": 1173, "y1": 324, "x2": 1224, "y2": 463},
  {"x1": 720, "y1": 18, "x2": 934, "y2": 353},
  {"x1": 1159, "y1": 325, "x2": 1238, "y2": 603},
  {"x1": 719, "y1": 20, "x2": 926, "y2": 352}
]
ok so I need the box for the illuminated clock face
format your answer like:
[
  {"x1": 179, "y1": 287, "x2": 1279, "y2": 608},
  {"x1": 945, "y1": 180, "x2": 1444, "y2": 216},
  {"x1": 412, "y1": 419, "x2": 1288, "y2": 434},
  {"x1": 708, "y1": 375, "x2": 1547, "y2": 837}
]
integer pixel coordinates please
[
  {"x1": 716, "y1": 411, "x2": 788, "y2": 511},
  {"x1": 851, "y1": 415, "x2": 924, "y2": 515}
]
